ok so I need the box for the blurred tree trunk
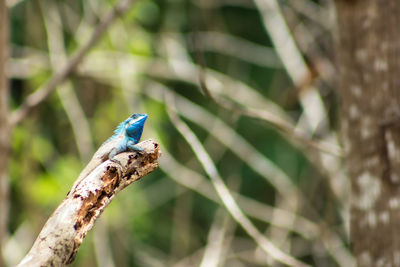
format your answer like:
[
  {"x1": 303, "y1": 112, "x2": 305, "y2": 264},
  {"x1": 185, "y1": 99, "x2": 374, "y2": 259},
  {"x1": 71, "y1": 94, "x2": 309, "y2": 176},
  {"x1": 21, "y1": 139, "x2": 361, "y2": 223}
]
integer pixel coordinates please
[
  {"x1": 0, "y1": 1, "x2": 9, "y2": 267},
  {"x1": 335, "y1": 0, "x2": 400, "y2": 265}
]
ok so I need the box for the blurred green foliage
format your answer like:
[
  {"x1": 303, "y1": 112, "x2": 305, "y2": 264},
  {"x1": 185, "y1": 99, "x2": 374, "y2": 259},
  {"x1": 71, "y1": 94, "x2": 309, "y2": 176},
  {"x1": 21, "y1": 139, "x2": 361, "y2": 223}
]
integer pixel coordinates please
[{"x1": 6, "y1": 0, "x2": 346, "y2": 266}]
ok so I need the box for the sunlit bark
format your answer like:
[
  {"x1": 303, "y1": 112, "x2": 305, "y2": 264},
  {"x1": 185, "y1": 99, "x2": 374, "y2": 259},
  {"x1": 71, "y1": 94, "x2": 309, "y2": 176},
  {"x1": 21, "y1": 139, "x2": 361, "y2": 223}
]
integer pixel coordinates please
[{"x1": 336, "y1": 0, "x2": 400, "y2": 265}]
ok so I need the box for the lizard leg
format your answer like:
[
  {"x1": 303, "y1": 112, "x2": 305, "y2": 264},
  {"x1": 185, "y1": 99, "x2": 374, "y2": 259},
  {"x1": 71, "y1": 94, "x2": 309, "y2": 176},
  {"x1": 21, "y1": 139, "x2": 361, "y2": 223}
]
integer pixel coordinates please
[
  {"x1": 127, "y1": 140, "x2": 143, "y2": 152},
  {"x1": 108, "y1": 147, "x2": 124, "y2": 168},
  {"x1": 108, "y1": 141, "x2": 143, "y2": 168}
]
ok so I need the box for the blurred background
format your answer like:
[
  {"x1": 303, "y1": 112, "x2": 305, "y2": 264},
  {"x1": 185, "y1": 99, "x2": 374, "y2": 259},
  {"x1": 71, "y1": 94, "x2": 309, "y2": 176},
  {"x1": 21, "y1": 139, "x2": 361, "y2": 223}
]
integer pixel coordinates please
[{"x1": 3, "y1": 0, "x2": 351, "y2": 266}]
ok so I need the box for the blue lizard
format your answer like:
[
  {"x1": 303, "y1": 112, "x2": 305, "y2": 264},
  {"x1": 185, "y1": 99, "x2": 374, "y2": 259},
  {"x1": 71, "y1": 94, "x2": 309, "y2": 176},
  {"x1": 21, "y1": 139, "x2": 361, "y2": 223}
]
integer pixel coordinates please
[
  {"x1": 107, "y1": 113, "x2": 148, "y2": 159},
  {"x1": 70, "y1": 113, "x2": 148, "y2": 192}
]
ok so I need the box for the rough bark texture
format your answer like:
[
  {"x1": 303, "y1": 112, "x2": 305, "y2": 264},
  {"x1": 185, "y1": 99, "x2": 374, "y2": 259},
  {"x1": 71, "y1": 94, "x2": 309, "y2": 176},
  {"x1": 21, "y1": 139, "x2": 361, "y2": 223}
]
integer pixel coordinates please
[
  {"x1": 335, "y1": 0, "x2": 400, "y2": 265},
  {"x1": 0, "y1": 1, "x2": 10, "y2": 267},
  {"x1": 17, "y1": 140, "x2": 160, "y2": 267}
]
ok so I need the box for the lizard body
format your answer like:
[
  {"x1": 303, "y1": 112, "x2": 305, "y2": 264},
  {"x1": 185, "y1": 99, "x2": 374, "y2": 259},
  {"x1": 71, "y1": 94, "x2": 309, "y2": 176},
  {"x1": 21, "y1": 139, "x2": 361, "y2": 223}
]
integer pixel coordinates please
[{"x1": 70, "y1": 113, "x2": 148, "y2": 193}]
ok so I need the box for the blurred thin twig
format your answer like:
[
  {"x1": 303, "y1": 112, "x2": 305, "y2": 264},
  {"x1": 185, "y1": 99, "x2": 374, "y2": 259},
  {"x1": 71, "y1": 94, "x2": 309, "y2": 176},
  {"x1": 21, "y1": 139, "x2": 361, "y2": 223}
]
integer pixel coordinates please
[
  {"x1": 191, "y1": 27, "x2": 341, "y2": 156},
  {"x1": 93, "y1": 218, "x2": 116, "y2": 267},
  {"x1": 159, "y1": 151, "x2": 317, "y2": 239},
  {"x1": 41, "y1": 0, "x2": 94, "y2": 162},
  {"x1": 253, "y1": 0, "x2": 331, "y2": 137},
  {"x1": 10, "y1": 0, "x2": 136, "y2": 126},
  {"x1": 149, "y1": 83, "x2": 297, "y2": 197},
  {"x1": 165, "y1": 91, "x2": 310, "y2": 267},
  {"x1": 287, "y1": 0, "x2": 331, "y2": 29},
  {"x1": 189, "y1": 20, "x2": 347, "y2": 215},
  {"x1": 147, "y1": 83, "x2": 354, "y2": 267},
  {"x1": 199, "y1": 208, "x2": 233, "y2": 267},
  {"x1": 188, "y1": 31, "x2": 282, "y2": 68}
]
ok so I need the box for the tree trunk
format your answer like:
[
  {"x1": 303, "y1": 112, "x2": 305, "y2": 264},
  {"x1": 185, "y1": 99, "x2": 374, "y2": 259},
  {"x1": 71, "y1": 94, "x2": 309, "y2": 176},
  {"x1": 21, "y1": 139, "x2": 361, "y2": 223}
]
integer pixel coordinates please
[{"x1": 335, "y1": 0, "x2": 400, "y2": 265}]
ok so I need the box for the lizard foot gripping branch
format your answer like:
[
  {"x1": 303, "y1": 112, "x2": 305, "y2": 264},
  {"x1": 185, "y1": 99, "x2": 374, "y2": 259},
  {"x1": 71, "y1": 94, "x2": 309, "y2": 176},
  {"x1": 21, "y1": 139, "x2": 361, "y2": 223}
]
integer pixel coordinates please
[{"x1": 17, "y1": 114, "x2": 160, "y2": 267}]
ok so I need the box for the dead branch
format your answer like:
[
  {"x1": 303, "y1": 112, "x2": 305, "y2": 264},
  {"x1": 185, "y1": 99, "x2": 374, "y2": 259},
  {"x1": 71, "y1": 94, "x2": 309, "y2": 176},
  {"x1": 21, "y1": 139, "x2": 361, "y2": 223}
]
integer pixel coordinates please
[{"x1": 17, "y1": 139, "x2": 161, "y2": 267}]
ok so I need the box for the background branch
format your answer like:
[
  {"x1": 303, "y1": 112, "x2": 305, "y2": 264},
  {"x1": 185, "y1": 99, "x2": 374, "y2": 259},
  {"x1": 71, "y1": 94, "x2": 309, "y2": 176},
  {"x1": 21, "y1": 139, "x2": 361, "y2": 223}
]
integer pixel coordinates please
[
  {"x1": 4, "y1": 1, "x2": 354, "y2": 265},
  {"x1": 10, "y1": 0, "x2": 136, "y2": 126},
  {"x1": 165, "y1": 92, "x2": 308, "y2": 267}
]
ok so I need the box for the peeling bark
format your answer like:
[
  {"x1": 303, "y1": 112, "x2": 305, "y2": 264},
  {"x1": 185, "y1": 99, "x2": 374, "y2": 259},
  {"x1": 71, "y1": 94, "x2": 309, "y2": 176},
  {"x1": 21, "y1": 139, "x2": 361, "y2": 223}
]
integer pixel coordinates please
[
  {"x1": 335, "y1": 0, "x2": 400, "y2": 265},
  {"x1": 17, "y1": 140, "x2": 161, "y2": 267}
]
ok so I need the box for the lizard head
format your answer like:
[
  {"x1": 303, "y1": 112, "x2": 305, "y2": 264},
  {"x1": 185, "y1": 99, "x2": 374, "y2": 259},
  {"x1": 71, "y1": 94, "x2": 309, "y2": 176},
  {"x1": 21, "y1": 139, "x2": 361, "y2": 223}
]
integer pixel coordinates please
[{"x1": 125, "y1": 113, "x2": 148, "y2": 142}]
